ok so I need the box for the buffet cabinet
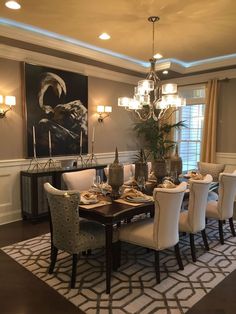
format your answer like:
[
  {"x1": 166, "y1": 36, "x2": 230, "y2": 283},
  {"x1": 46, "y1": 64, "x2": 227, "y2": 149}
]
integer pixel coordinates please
[{"x1": 20, "y1": 165, "x2": 106, "y2": 221}]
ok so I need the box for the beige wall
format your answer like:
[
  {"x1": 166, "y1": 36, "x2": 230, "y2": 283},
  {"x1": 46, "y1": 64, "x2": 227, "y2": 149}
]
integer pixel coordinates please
[
  {"x1": 0, "y1": 58, "x2": 139, "y2": 160},
  {"x1": 217, "y1": 79, "x2": 236, "y2": 153}
]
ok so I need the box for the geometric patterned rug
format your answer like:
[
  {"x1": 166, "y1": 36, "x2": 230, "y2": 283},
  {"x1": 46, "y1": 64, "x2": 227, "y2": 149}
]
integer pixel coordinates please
[{"x1": 1, "y1": 220, "x2": 236, "y2": 314}]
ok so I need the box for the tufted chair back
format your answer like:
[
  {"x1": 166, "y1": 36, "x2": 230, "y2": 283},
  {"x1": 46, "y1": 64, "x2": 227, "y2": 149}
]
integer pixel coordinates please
[
  {"x1": 153, "y1": 182, "x2": 187, "y2": 250},
  {"x1": 62, "y1": 169, "x2": 96, "y2": 191},
  {"x1": 198, "y1": 162, "x2": 225, "y2": 182},
  {"x1": 187, "y1": 174, "x2": 213, "y2": 233},
  {"x1": 44, "y1": 182, "x2": 81, "y2": 254},
  {"x1": 217, "y1": 171, "x2": 236, "y2": 220}
]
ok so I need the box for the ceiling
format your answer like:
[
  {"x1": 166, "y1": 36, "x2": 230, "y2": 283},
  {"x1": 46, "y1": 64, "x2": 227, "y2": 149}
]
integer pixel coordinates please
[{"x1": 1, "y1": 0, "x2": 236, "y2": 74}]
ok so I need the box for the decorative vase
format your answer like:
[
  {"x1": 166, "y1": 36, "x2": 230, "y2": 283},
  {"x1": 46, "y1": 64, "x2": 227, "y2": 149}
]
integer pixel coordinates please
[
  {"x1": 170, "y1": 144, "x2": 182, "y2": 180},
  {"x1": 152, "y1": 159, "x2": 167, "y2": 183},
  {"x1": 134, "y1": 149, "x2": 148, "y2": 181},
  {"x1": 108, "y1": 147, "x2": 124, "y2": 198}
]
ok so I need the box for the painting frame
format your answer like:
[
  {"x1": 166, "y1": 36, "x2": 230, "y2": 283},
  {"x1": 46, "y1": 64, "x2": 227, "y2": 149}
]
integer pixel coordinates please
[{"x1": 23, "y1": 62, "x2": 88, "y2": 158}]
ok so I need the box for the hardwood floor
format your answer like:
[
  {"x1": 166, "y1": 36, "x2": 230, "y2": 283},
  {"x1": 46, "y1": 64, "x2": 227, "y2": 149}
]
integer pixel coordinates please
[{"x1": 0, "y1": 220, "x2": 236, "y2": 314}]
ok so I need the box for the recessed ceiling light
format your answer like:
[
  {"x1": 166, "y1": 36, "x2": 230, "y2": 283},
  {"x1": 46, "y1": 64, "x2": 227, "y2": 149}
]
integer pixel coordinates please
[
  {"x1": 5, "y1": 1, "x2": 21, "y2": 9},
  {"x1": 163, "y1": 70, "x2": 168, "y2": 74},
  {"x1": 153, "y1": 53, "x2": 163, "y2": 59},
  {"x1": 99, "y1": 33, "x2": 111, "y2": 40}
]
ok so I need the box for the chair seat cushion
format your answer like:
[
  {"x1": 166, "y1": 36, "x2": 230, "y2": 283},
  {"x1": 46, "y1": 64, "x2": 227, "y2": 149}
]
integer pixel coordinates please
[
  {"x1": 206, "y1": 201, "x2": 220, "y2": 219},
  {"x1": 179, "y1": 210, "x2": 192, "y2": 233},
  {"x1": 119, "y1": 218, "x2": 155, "y2": 249}
]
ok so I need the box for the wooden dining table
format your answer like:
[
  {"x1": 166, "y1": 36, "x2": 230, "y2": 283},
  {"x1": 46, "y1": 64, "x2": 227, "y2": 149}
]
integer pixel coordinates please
[{"x1": 79, "y1": 198, "x2": 154, "y2": 294}]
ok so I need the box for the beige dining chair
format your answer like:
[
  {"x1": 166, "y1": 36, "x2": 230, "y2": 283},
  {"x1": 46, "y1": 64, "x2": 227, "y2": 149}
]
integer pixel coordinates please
[
  {"x1": 118, "y1": 182, "x2": 187, "y2": 283},
  {"x1": 198, "y1": 162, "x2": 225, "y2": 182},
  {"x1": 62, "y1": 168, "x2": 96, "y2": 191},
  {"x1": 206, "y1": 171, "x2": 236, "y2": 244},
  {"x1": 44, "y1": 182, "x2": 109, "y2": 288},
  {"x1": 179, "y1": 174, "x2": 213, "y2": 262}
]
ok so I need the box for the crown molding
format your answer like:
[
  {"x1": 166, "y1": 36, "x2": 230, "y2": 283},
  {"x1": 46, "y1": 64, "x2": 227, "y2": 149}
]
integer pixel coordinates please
[
  {"x1": 1, "y1": 19, "x2": 236, "y2": 77},
  {"x1": 0, "y1": 43, "x2": 140, "y2": 85}
]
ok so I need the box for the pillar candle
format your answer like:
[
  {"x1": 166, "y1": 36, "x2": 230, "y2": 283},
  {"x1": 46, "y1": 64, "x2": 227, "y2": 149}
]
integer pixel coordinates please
[
  {"x1": 48, "y1": 130, "x2": 52, "y2": 154},
  {"x1": 32, "y1": 125, "x2": 36, "y2": 145},
  {"x1": 80, "y1": 130, "x2": 83, "y2": 147},
  {"x1": 92, "y1": 127, "x2": 95, "y2": 142}
]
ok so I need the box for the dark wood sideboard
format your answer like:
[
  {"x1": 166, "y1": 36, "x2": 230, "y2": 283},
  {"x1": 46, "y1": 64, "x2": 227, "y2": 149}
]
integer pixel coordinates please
[{"x1": 20, "y1": 164, "x2": 107, "y2": 221}]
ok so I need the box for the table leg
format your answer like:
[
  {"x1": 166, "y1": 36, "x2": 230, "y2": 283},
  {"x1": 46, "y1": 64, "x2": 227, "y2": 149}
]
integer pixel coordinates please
[{"x1": 105, "y1": 223, "x2": 113, "y2": 294}]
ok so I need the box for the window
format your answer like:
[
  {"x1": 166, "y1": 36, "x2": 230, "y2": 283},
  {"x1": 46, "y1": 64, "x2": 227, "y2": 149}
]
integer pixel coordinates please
[{"x1": 175, "y1": 85, "x2": 206, "y2": 172}]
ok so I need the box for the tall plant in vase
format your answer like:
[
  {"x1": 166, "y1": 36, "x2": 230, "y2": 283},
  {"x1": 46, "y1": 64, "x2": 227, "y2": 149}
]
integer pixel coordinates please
[{"x1": 134, "y1": 117, "x2": 185, "y2": 182}]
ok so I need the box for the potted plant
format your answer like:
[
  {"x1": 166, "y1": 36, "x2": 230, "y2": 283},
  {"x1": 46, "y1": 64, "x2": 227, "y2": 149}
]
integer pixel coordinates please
[{"x1": 134, "y1": 118, "x2": 185, "y2": 182}]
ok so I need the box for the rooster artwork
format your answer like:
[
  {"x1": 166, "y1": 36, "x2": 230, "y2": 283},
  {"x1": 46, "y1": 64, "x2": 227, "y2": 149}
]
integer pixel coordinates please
[{"x1": 25, "y1": 64, "x2": 88, "y2": 157}]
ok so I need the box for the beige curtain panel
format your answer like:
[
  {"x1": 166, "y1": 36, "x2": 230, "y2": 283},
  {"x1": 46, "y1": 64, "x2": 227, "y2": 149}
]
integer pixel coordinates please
[{"x1": 201, "y1": 79, "x2": 218, "y2": 162}]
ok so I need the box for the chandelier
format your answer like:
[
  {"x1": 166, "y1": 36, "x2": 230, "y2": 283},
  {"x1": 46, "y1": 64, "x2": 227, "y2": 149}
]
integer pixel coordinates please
[{"x1": 118, "y1": 16, "x2": 186, "y2": 121}]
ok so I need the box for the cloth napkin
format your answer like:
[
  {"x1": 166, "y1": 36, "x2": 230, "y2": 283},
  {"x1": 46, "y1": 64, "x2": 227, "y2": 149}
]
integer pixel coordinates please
[
  {"x1": 121, "y1": 188, "x2": 153, "y2": 202},
  {"x1": 80, "y1": 192, "x2": 98, "y2": 204},
  {"x1": 80, "y1": 200, "x2": 112, "y2": 209}
]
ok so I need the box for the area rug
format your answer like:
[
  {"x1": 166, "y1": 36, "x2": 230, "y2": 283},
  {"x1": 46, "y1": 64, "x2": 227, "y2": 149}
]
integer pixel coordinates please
[{"x1": 2, "y1": 220, "x2": 236, "y2": 314}]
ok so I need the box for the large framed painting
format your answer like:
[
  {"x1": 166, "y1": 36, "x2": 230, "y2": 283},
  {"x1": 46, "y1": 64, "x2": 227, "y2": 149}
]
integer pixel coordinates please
[{"x1": 24, "y1": 63, "x2": 88, "y2": 157}]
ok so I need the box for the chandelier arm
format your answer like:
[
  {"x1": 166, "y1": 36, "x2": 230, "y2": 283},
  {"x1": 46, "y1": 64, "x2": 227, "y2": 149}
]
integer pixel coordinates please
[{"x1": 134, "y1": 109, "x2": 152, "y2": 121}]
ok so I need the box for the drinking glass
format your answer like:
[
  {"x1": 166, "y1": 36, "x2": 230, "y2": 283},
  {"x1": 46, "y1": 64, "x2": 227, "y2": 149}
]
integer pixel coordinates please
[
  {"x1": 137, "y1": 176, "x2": 146, "y2": 192},
  {"x1": 93, "y1": 175, "x2": 101, "y2": 188}
]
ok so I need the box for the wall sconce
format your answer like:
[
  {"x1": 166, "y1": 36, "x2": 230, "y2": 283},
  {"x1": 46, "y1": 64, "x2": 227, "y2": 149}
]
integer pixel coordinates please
[
  {"x1": 0, "y1": 95, "x2": 16, "y2": 118},
  {"x1": 97, "y1": 105, "x2": 112, "y2": 123}
]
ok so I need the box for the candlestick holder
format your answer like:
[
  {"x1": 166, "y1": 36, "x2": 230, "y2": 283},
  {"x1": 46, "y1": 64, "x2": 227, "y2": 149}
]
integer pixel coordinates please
[
  {"x1": 76, "y1": 154, "x2": 86, "y2": 167},
  {"x1": 85, "y1": 141, "x2": 97, "y2": 166},
  {"x1": 27, "y1": 157, "x2": 42, "y2": 171}
]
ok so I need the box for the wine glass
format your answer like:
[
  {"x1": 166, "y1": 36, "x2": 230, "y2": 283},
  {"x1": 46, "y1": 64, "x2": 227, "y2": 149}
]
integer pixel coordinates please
[
  {"x1": 137, "y1": 176, "x2": 146, "y2": 192},
  {"x1": 93, "y1": 175, "x2": 101, "y2": 188}
]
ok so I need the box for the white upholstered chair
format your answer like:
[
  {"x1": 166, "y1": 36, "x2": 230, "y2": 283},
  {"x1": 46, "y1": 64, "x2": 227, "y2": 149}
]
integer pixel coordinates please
[
  {"x1": 62, "y1": 169, "x2": 96, "y2": 191},
  {"x1": 44, "y1": 182, "x2": 107, "y2": 288},
  {"x1": 206, "y1": 171, "x2": 236, "y2": 244},
  {"x1": 198, "y1": 162, "x2": 225, "y2": 182},
  {"x1": 179, "y1": 174, "x2": 213, "y2": 262},
  {"x1": 118, "y1": 182, "x2": 187, "y2": 283}
]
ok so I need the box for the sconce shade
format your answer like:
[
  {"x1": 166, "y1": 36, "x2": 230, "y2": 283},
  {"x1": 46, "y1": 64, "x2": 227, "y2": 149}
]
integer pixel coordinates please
[
  {"x1": 105, "y1": 106, "x2": 112, "y2": 113},
  {"x1": 97, "y1": 105, "x2": 105, "y2": 113},
  {"x1": 5, "y1": 95, "x2": 16, "y2": 106},
  {"x1": 0, "y1": 95, "x2": 3, "y2": 104}
]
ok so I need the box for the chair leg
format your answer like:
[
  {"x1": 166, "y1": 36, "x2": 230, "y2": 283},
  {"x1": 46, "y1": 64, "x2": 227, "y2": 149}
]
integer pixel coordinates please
[
  {"x1": 201, "y1": 229, "x2": 209, "y2": 251},
  {"x1": 112, "y1": 241, "x2": 121, "y2": 271},
  {"x1": 190, "y1": 234, "x2": 197, "y2": 262},
  {"x1": 218, "y1": 220, "x2": 224, "y2": 244},
  {"x1": 154, "y1": 250, "x2": 160, "y2": 284},
  {"x1": 48, "y1": 245, "x2": 58, "y2": 274},
  {"x1": 229, "y1": 217, "x2": 236, "y2": 237},
  {"x1": 205, "y1": 217, "x2": 208, "y2": 225},
  {"x1": 174, "y1": 243, "x2": 184, "y2": 270},
  {"x1": 71, "y1": 254, "x2": 78, "y2": 288}
]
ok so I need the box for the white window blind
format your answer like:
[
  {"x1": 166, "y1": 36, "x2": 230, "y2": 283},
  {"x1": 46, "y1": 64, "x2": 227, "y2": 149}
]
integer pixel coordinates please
[{"x1": 176, "y1": 85, "x2": 206, "y2": 171}]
